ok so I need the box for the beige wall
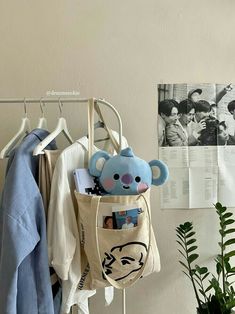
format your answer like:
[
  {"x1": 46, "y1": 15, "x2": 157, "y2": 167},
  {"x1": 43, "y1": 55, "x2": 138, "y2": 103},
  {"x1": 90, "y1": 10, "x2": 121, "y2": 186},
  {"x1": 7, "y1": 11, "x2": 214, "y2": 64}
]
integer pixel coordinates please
[{"x1": 0, "y1": 1, "x2": 235, "y2": 313}]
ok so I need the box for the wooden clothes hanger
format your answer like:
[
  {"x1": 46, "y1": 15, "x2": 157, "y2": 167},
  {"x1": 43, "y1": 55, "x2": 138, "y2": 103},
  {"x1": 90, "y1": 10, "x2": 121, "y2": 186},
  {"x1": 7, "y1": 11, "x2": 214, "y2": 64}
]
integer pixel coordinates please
[
  {"x1": 33, "y1": 98, "x2": 73, "y2": 156},
  {"x1": 37, "y1": 99, "x2": 48, "y2": 130},
  {"x1": 0, "y1": 99, "x2": 31, "y2": 159}
]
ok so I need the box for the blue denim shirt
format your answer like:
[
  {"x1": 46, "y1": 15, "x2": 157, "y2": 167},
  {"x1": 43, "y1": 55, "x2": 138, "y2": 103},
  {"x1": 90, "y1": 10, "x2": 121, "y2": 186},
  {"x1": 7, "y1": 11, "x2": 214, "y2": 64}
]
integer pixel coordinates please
[{"x1": 0, "y1": 129, "x2": 56, "y2": 314}]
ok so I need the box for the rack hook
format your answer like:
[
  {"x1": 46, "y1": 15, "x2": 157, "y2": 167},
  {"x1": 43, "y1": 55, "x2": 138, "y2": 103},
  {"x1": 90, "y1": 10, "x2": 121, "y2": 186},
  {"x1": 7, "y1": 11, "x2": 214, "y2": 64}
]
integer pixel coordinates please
[
  {"x1": 23, "y1": 98, "x2": 27, "y2": 117},
  {"x1": 40, "y1": 98, "x2": 45, "y2": 117},
  {"x1": 58, "y1": 98, "x2": 63, "y2": 117}
]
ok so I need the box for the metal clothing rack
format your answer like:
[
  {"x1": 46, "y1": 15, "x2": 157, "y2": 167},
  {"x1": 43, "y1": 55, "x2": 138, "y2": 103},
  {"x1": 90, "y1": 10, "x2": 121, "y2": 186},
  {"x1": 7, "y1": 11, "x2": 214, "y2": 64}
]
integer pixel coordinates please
[
  {"x1": 0, "y1": 96, "x2": 126, "y2": 314},
  {"x1": 0, "y1": 97, "x2": 90, "y2": 103},
  {"x1": 0, "y1": 97, "x2": 123, "y2": 151}
]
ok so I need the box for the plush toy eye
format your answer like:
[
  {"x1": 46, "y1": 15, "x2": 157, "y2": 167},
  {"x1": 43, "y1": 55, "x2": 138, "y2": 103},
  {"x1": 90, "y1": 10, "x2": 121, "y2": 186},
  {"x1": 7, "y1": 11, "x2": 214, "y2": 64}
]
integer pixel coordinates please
[
  {"x1": 135, "y1": 176, "x2": 141, "y2": 182},
  {"x1": 113, "y1": 174, "x2": 120, "y2": 180}
]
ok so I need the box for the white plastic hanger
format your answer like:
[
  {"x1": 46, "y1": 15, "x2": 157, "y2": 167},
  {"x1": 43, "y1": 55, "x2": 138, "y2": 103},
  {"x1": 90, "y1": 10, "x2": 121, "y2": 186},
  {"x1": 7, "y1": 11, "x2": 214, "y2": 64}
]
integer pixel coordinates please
[
  {"x1": 92, "y1": 100, "x2": 110, "y2": 143},
  {"x1": 33, "y1": 98, "x2": 73, "y2": 155},
  {"x1": 87, "y1": 120, "x2": 110, "y2": 144},
  {"x1": 37, "y1": 98, "x2": 48, "y2": 130},
  {"x1": 0, "y1": 99, "x2": 31, "y2": 159}
]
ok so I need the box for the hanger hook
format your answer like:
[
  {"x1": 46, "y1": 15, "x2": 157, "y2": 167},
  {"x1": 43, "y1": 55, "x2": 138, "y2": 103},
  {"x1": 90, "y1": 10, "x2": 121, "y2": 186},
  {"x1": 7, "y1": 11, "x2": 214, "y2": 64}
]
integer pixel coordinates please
[
  {"x1": 23, "y1": 98, "x2": 27, "y2": 117},
  {"x1": 40, "y1": 98, "x2": 45, "y2": 117},
  {"x1": 58, "y1": 98, "x2": 63, "y2": 117}
]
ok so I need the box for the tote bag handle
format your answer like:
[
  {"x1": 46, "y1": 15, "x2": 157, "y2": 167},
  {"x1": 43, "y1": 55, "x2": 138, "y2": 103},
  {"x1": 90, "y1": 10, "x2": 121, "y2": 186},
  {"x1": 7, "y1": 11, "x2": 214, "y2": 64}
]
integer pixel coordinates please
[
  {"x1": 91, "y1": 193, "x2": 152, "y2": 289},
  {"x1": 87, "y1": 98, "x2": 123, "y2": 161}
]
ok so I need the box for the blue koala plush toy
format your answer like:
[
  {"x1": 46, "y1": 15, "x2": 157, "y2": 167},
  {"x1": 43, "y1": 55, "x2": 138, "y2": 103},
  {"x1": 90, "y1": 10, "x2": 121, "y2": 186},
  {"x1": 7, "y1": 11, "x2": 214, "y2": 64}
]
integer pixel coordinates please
[{"x1": 89, "y1": 147, "x2": 169, "y2": 195}]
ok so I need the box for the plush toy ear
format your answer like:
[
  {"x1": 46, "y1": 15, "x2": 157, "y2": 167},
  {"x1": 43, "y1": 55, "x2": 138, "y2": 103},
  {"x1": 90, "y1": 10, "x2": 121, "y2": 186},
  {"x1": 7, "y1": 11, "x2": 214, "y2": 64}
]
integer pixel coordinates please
[
  {"x1": 149, "y1": 160, "x2": 169, "y2": 186},
  {"x1": 89, "y1": 150, "x2": 111, "y2": 177}
]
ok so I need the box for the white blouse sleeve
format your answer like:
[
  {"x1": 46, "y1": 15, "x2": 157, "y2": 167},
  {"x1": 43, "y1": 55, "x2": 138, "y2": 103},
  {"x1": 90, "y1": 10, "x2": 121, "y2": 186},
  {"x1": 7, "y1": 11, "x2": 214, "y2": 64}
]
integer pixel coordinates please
[{"x1": 47, "y1": 153, "x2": 79, "y2": 281}]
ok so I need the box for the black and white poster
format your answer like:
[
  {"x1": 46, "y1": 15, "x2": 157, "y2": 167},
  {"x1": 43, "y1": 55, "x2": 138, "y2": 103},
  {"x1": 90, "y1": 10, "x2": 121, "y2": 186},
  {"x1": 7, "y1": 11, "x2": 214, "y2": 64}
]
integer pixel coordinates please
[{"x1": 157, "y1": 83, "x2": 235, "y2": 209}]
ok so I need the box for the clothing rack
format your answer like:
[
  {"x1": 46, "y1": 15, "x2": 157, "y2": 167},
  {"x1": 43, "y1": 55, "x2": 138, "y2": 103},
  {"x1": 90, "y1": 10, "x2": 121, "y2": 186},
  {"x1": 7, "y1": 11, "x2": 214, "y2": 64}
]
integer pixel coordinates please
[
  {"x1": 0, "y1": 98, "x2": 90, "y2": 103},
  {"x1": 0, "y1": 96, "x2": 126, "y2": 314},
  {"x1": 0, "y1": 97, "x2": 123, "y2": 151}
]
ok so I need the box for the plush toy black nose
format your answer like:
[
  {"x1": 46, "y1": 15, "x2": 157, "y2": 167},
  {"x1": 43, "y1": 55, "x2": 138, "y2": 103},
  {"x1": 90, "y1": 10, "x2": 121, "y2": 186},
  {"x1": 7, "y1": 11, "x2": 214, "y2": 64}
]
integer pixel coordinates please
[{"x1": 121, "y1": 174, "x2": 133, "y2": 184}]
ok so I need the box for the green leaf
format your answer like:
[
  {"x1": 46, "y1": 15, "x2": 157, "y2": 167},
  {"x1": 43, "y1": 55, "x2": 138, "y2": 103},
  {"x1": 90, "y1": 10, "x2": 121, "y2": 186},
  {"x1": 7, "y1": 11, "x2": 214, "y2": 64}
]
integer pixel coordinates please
[
  {"x1": 187, "y1": 245, "x2": 198, "y2": 253},
  {"x1": 225, "y1": 261, "x2": 231, "y2": 272},
  {"x1": 223, "y1": 212, "x2": 233, "y2": 219},
  {"x1": 179, "y1": 261, "x2": 189, "y2": 270},
  {"x1": 224, "y1": 239, "x2": 235, "y2": 246},
  {"x1": 176, "y1": 240, "x2": 186, "y2": 251},
  {"x1": 182, "y1": 271, "x2": 191, "y2": 280},
  {"x1": 179, "y1": 222, "x2": 193, "y2": 232},
  {"x1": 195, "y1": 264, "x2": 201, "y2": 273},
  {"x1": 195, "y1": 265, "x2": 208, "y2": 275},
  {"x1": 225, "y1": 299, "x2": 235, "y2": 310},
  {"x1": 209, "y1": 277, "x2": 221, "y2": 292},
  {"x1": 193, "y1": 277, "x2": 201, "y2": 287},
  {"x1": 194, "y1": 272, "x2": 201, "y2": 282},
  {"x1": 176, "y1": 234, "x2": 184, "y2": 242},
  {"x1": 224, "y1": 250, "x2": 235, "y2": 259},
  {"x1": 185, "y1": 231, "x2": 196, "y2": 238},
  {"x1": 199, "y1": 267, "x2": 208, "y2": 275},
  {"x1": 184, "y1": 221, "x2": 193, "y2": 228},
  {"x1": 188, "y1": 254, "x2": 199, "y2": 264},
  {"x1": 224, "y1": 219, "x2": 235, "y2": 226},
  {"x1": 202, "y1": 273, "x2": 210, "y2": 281},
  {"x1": 224, "y1": 256, "x2": 229, "y2": 264},
  {"x1": 199, "y1": 289, "x2": 206, "y2": 297},
  {"x1": 178, "y1": 249, "x2": 186, "y2": 259},
  {"x1": 205, "y1": 284, "x2": 212, "y2": 293},
  {"x1": 215, "y1": 202, "x2": 223, "y2": 210},
  {"x1": 176, "y1": 227, "x2": 185, "y2": 236},
  {"x1": 186, "y1": 238, "x2": 196, "y2": 246},
  {"x1": 224, "y1": 228, "x2": 235, "y2": 235},
  {"x1": 216, "y1": 262, "x2": 222, "y2": 276}
]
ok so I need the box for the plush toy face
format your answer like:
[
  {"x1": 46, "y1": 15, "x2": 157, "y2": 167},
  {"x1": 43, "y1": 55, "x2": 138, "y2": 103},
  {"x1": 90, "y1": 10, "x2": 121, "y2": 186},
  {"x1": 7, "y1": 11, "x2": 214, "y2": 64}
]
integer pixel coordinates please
[{"x1": 89, "y1": 147, "x2": 169, "y2": 195}]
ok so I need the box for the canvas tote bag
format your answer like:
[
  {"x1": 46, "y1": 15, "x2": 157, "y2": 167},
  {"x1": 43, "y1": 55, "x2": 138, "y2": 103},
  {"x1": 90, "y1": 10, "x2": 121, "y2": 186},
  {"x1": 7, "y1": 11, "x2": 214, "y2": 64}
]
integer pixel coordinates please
[{"x1": 74, "y1": 99, "x2": 161, "y2": 290}]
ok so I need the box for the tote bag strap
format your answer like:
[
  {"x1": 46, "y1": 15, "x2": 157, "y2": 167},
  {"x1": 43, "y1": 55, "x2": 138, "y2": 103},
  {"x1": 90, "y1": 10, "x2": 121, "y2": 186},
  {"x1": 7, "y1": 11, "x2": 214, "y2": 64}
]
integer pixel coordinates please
[
  {"x1": 87, "y1": 98, "x2": 123, "y2": 162},
  {"x1": 91, "y1": 193, "x2": 152, "y2": 289}
]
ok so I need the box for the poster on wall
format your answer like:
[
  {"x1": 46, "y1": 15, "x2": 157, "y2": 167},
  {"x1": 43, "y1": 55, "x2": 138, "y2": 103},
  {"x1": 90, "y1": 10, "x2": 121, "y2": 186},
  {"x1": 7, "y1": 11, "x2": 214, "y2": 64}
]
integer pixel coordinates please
[{"x1": 157, "y1": 83, "x2": 235, "y2": 209}]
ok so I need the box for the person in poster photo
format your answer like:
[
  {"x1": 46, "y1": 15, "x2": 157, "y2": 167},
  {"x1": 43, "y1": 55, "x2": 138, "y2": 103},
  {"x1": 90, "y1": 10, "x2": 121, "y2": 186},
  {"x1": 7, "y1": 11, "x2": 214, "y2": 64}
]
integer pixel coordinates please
[
  {"x1": 158, "y1": 99, "x2": 178, "y2": 146},
  {"x1": 223, "y1": 100, "x2": 235, "y2": 143},
  {"x1": 166, "y1": 99, "x2": 202, "y2": 146},
  {"x1": 188, "y1": 88, "x2": 202, "y2": 103},
  {"x1": 217, "y1": 121, "x2": 235, "y2": 145},
  {"x1": 188, "y1": 84, "x2": 233, "y2": 105},
  {"x1": 158, "y1": 84, "x2": 234, "y2": 147}
]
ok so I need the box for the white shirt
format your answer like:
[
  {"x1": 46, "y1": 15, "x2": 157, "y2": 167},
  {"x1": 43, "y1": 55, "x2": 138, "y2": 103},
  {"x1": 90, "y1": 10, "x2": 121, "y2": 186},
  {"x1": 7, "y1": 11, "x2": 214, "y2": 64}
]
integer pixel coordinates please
[
  {"x1": 47, "y1": 132, "x2": 128, "y2": 314},
  {"x1": 158, "y1": 115, "x2": 166, "y2": 146},
  {"x1": 122, "y1": 222, "x2": 134, "y2": 229}
]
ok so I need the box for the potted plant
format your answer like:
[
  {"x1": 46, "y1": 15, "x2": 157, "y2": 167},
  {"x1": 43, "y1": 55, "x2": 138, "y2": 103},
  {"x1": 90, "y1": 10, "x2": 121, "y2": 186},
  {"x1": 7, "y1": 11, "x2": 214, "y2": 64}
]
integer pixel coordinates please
[{"x1": 176, "y1": 202, "x2": 235, "y2": 314}]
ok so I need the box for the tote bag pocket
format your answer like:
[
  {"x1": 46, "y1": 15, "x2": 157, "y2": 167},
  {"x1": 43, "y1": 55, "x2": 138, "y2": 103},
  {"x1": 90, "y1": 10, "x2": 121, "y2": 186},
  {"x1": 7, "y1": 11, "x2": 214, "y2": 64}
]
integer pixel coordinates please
[{"x1": 74, "y1": 190, "x2": 160, "y2": 290}]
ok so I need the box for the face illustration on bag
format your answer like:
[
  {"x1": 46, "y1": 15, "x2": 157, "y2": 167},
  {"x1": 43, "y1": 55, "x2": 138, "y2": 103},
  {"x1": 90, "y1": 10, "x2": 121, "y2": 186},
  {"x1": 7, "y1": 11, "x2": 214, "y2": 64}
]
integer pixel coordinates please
[{"x1": 102, "y1": 242, "x2": 147, "y2": 281}]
